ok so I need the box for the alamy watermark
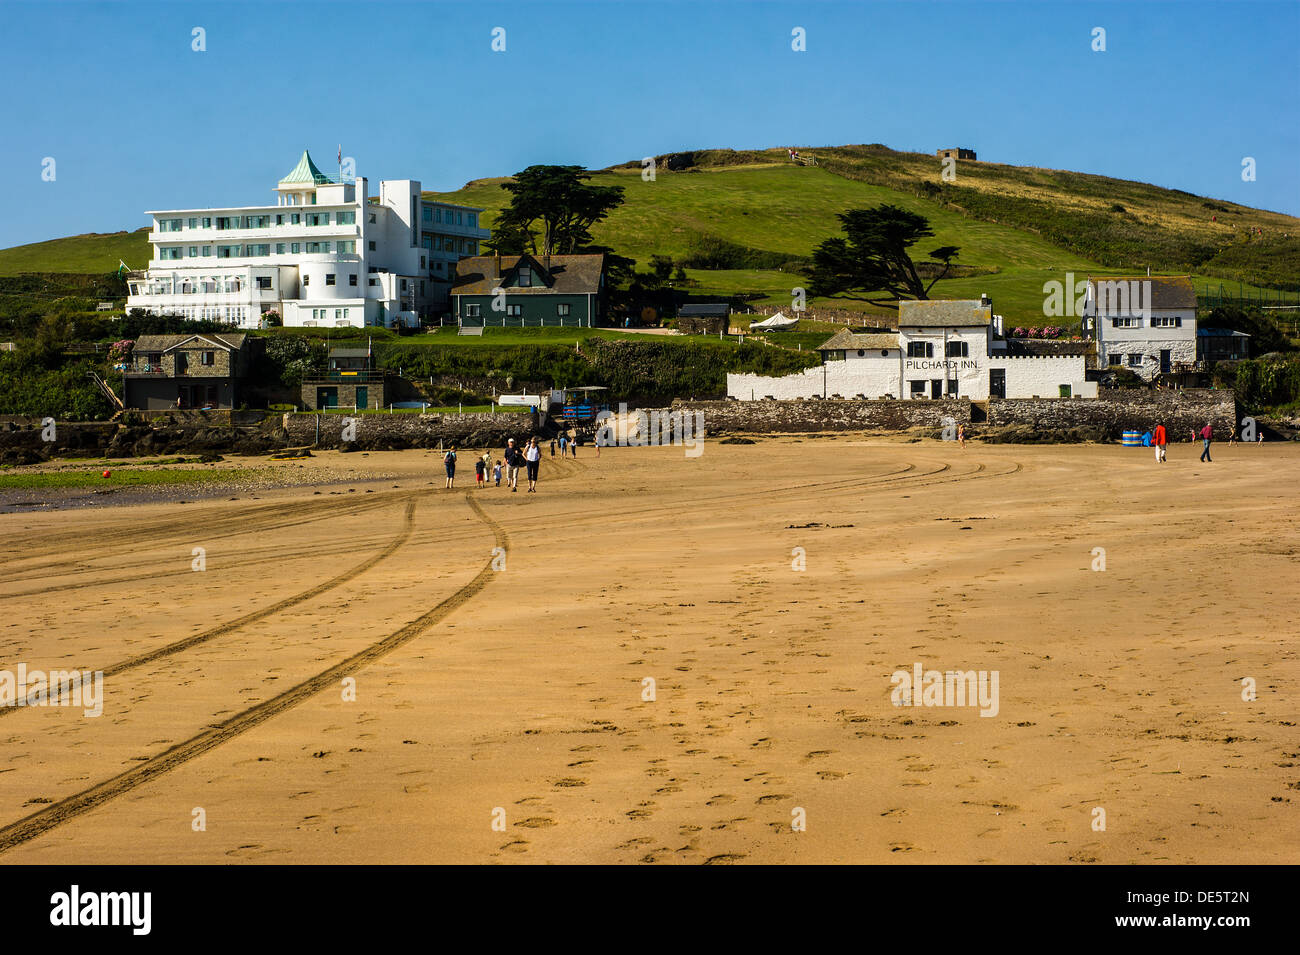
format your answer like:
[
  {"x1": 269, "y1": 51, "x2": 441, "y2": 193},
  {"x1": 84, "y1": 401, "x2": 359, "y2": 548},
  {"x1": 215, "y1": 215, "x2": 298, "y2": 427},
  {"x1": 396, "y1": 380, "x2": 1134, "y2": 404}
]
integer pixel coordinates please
[
  {"x1": 890, "y1": 662, "x2": 999, "y2": 717},
  {"x1": 594, "y1": 403, "x2": 705, "y2": 457},
  {"x1": 0, "y1": 664, "x2": 103, "y2": 717}
]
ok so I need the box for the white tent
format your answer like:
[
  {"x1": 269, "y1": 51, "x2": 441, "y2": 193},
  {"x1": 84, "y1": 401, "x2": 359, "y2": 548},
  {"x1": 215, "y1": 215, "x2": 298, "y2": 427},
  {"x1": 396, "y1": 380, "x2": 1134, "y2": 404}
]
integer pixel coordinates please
[{"x1": 749, "y1": 312, "x2": 800, "y2": 331}]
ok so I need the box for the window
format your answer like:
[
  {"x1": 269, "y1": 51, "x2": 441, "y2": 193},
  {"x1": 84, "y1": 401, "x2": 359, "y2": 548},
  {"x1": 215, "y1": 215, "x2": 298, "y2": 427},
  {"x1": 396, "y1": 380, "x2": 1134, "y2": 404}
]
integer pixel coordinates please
[
  {"x1": 337, "y1": 240, "x2": 355, "y2": 254},
  {"x1": 187, "y1": 218, "x2": 198, "y2": 229},
  {"x1": 216, "y1": 216, "x2": 240, "y2": 230},
  {"x1": 468, "y1": 242, "x2": 477, "y2": 255},
  {"x1": 1059, "y1": 384, "x2": 1072, "y2": 397},
  {"x1": 506, "y1": 304, "x2": 522, "y2": 317},
  {"x1": 909, "y1": 380, "x2": 927, "y2": 395},
  {"x1": 1108, "y1": 354, "x2": 1123, "y2": 366},
  {"x1": 435, "y1": 261, "x2": 444, "y2": 272},
  {"x1": 306, "y1": 242, "x2": 324, "y2": 253},
  {"x1": 422, "y1": 236, "x2": 432, "y2": 250},
  {"x1": 419, "y1": 280, "x2": 425, "y2": 294},
  {"x1": 468, "y1": 213, "x2": 477, "y2": 227},
  {"x1": 947, "y1": 378, "x2": 959, "y2": 396},
  {"x1": 349, "y1": 274, "x2": 357, "y2": 287},
  {"x1": 326, "y1": 274, "x2": 336, "y2": 286},
  {"x1": 422, "y1": 207, "x2": 432, "y2": 223},
  {"x1": 368, "y1": 213, "x2": 376, "y2": 223},
  {"x1": 466, "y1": 304, "x2": 482, "y2": 317},
  {"x1": 400, "y1": 279, "x2": 408, "y2": 291},
  {"x1": 200, "y1": 351, "x2": 215, "y2": 366},
  {"x1": 1152, "y1": 316, "x2": 1183, "y2": 328},
  {"x1": 276, "y1": 243, "x2": 286, "y2": 254},
  {"x1": 337, "y1": 211, "x2": 355, "y2": 225},
  {"x1": 368, "y1": 241, "x2": 376, "y2": 251},
  {"x1": 435, "y1": 208, "x2": 442, "y2": 223},
  {"x1": 420, "y1": 256, "x2": 426, "y2": 269},
  {"x1": 557, "y1": 303, "x2": 571, "y2": 317},
  {"x1": 159, "y1": 247, "x2": 182, "y2": 260},
  {"x1": 247, "y1": 244, "x2": 270, "y2": 257},
  {"x1": 202, "y1": 217, "x2": 212, "y2": 228},
  {"x1": 188, "y1": 247, "x2": 198, "y2": 257},
  {"x1": 303, "y1": 275, "x2": 310, "y2": 287},
  {"x1": 247, "y1": 215, "x2": 270, "y2": 229},
  {"x1": 368, "y1": 278, "x2": 378, "y2": 287},
  {"x1": 306, "y1": 212, "x2": 329, "y2": 227},
  {"x1": 275, "y1": 214, "x2": 284, "y2": 226},
  {"x1": 457, "y1": 212, "x2": 463, "y2": 225},
  {"x1": 1127, "y1": 353, "x2": 1143, "y2": 367},
  {"x1": 291, "y1": 243, "x2": 300, "y2": 254},
  {"x1": 129, "y1": 284, "x2": 138, "y2": 296},
  {"x1": 158, "y1": 218, "x2": 183, "y2": 232},
  {"x1": 907, "y1": 341, "x2": 933, "y2": 358},
  {"x1": 256, "y1": 276, "x2": 272, "y2": 290},
  {"x1": 1111, "y1": 317, "x2": 1141, "y2": 328},
  {"x1": 946, "y1": 340, "x2": 968, "y2": 357},
  {"x1": 517, "y1": 267, "x2": 532, "y2": 287},
  {"x1": 291, "y1": 213, "x2": 300, "y2": 225}
]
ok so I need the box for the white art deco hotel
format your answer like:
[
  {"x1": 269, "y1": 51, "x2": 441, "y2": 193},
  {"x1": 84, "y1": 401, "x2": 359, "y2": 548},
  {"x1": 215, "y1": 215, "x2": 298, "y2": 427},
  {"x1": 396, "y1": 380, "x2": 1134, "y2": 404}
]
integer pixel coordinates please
[{"x1": 125, "y1": 151, "x2": 488, "y2": 329}]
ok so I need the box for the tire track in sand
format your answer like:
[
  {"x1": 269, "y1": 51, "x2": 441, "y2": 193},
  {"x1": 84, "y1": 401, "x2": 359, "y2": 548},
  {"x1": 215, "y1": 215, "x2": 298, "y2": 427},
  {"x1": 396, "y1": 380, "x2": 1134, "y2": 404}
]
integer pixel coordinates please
[
  {"x1": 0, "y1": 493, "x2": 506, "y2": 854},
  {"x1": 0, "y1": 498, "x2": 419, "y2": 721}
]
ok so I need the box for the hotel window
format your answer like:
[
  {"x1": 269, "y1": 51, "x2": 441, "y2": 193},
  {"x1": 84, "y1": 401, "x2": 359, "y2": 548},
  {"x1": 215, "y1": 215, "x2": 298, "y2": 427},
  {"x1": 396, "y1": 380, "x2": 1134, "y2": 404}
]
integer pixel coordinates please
[
  {"x1": 202, "y1": 245, "x2": 211, "y2": 256},
  {"x1": 276, "y1": 243, "x2": 286, "y2": 254},
  {"x1": 506, "y1": 304, "x2": 522, "y2": 317},
  {"x1": 400, "y1": 279, "x2": 408, "y2": 291},
  {"x1": 422, "y1": 207, "x2": 432, "y2": 223},
  {"x1": 291, "y1": 213, "x2": 300, "y2": 225},
  {"x1": 469, "y1": 242, "x2": 477, "y2": 255},
  {"x1": 202, "y1": 217, "x2": 212, "y2": 228},
  {"x1": 188, "y1": 247, "x2": 198, "y2": 257},
  {"x1": 422, "y1": 236, "x2": 432, "y2": 250},
  {"x1": 435, "y1": 208, "x2": 442, "y2": 223},
  {"x1": 337, "y1": 241, "x2": 356, "y2": 253},
  {"x1": 368, "y1": 213, "x2": 377, "y2": 223},
  {"x1": 435, "y1": 261, "x2": 443, "y2": 272},
  {"x1": 187, "y1": 218, "x2": 198, "y2": 229},
  {"x1": 1127, "y1": 353, "x2": 1143, "y2": 367},
  {"x1": 947, "y1": 378, "x2": 959, "y2": 396},
  {"x1": 248, "y1": 244, "x2": 270, "y2": 257},
  {"x1": 159, "y1": 218, "x2": 182, "y2": 232},
  {"x1": 306, "y1": 212, "x2": 328, "y2": 227},
  {"x1": 1111, "y1": 317, "x2": 1141, "y2": 328},
  {"x1": 907, "y1": 341, "x2": 933, "y2": 358},
  {"x1": 303, "y1": 275, "x2": 310, "y2": 287},
  {"x1": 457, "y1": 212, "x2": 463, "y2": 225},
  {"x1": 335, "y1": 309, "x2": 343, "y2": 320},
  {"x1": 326, "y1": 274, "x2": 336, "y2": 286},
  {"x1": 337, "y1": 211, "x2": 356, "y2": 225},
  {"x1": 275, "y1": 214, "x2": 284, "y2": 225},
  {"x1": 200, "y1": 351, "x2": 215, "y2": 366},
  {"x1": 368, "y1": 278, "x2": 378, "y2": 287},
  {"x1": 128, "y1": 284, "x2": 138, "y2": 295},
  {"x1": 291, "y1": 243, "x2": 300, "y2": 254},
  {"x1": 1152, "y1": 317, "x2": 1182, "y2": 328},
  {"x1": 1108, "y1": 354, "x2": 1123, "y2": 366},
  {"x1": 349, "y1": 274, "x2": 357, "y2": 286},
  {"x1": 467, "y1": 304, "x2": 482, "y2": 317},
  {"x1": 419, "y1": 281, "x2": 425, "y2": 294},
  {"x1": 909, "y1": 380, "x2": 927, "y2": 396},
  {"x1": 557, "y1": 304, "x2": 571, "y2": 317},
  {"x1": 368, "y1": 241, "x2": 376, "y2": 251},
  {"x1": 256, "y1": 276, "x2": 272, "y2": 290},
  {"x1": 248, "y1": 215, "x2": 270, "y2": 229},
  {"x1": 946, "y1": 340, "x2": 968, "y2": 357},
  {"x1": 215, "y1": 216, "x2": 239, "y2": 230},
  {"x1": 160, "y1": 247, "x2": 183, "y2": 260},
  {"x1": 306, "y1": 242, "x2": 322, "y2": 253},
  {"x1": 468, "y1": 213, "x2": 477, "y2": 227},
  {"x1": 420, "y1": 256, "x2": 426, "y2": 269}
]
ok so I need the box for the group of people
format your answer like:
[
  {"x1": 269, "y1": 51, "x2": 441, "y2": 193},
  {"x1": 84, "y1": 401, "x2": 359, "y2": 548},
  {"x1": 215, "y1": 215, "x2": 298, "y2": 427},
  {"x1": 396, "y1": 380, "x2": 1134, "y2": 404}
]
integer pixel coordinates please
[
  {"x1": 1139, "y1": 422, "x2": 1254, "y2": 463},
  {"x1": 549, "y1": 433, "x2": 587, "y2": 458},
  {"x1": 442, "y1": 436, "x2": 544, "y2": 493}
]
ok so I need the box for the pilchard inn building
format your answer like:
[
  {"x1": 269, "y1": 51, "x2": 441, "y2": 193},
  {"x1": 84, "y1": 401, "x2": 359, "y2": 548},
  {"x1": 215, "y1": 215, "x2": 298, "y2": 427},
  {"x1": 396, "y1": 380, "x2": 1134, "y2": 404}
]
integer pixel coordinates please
[{"x1": 124, "y1": 150, "x2": 489, "y2": 329}]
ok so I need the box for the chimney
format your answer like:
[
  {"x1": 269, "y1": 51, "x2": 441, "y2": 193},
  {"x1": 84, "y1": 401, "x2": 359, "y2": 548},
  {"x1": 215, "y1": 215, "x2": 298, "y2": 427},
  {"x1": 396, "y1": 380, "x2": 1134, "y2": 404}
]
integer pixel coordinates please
[
  {"x1": 980, "y1": 292, "x2": 990, "y2": 307},
  {"x1": 494, "y1": 252, "x2": 501, "y2": 277}
]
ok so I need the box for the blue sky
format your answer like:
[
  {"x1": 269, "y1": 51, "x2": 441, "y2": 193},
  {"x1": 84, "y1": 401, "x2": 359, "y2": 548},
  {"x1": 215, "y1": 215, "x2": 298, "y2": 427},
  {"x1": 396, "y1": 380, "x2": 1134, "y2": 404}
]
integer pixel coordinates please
[{"x1": 1, "y1": 0, "x2": 1297, "y2": 250}]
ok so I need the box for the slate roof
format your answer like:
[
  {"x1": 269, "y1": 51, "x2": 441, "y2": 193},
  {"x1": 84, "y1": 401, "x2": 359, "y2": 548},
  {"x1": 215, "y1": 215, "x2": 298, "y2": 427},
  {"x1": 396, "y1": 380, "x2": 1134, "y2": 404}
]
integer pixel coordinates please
[
  {"x1": 897, "y1": 299, "x2": 992, "y2": 327},
  {"x1": 818, "y1": 328, "x2": 900, "y2": 351},
  {"x1": 1088, "y1": 275, "x2": 1196, "y2": 309},
  {"x1": 329, "y1": 347, "x2": 371, "y2": 358},
  {"x1": 451, "y1": 254, "x2": 605, "y2": 296},
  {"x1": 679, "y1": 304, "x2": 730, "y2": 317},
  {"x1": 133, "y1": 334, "x2": 248, "y2": 352}
]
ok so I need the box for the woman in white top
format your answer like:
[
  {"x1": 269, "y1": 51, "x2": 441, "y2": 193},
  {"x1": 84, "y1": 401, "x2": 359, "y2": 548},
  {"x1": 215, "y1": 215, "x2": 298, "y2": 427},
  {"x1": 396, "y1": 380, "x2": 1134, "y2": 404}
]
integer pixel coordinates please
[{"x1": 525, "y1": 437, "x2": 542, "y2": 493}]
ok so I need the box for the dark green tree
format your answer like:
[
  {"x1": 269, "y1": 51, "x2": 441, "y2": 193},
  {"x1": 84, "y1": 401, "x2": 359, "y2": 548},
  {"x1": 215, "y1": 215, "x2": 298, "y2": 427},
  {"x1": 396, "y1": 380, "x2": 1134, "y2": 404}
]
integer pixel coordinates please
[
  {"x1": 494, "y1": 165, "x2": 625, "y2": 256},
  {"x1": 805, "y1": 204, "x2": 959, "y2": 309}
]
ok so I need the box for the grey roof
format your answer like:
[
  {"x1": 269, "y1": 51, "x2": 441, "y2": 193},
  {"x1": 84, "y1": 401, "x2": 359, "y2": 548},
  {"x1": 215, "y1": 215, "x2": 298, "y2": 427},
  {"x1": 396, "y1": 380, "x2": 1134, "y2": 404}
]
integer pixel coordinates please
[
  {"x1": 898, "y1": 299, "x2": 992, "y2": 327},
  {"x1": 1198, "y1": 328, "x2": 1250, "y2": 338},
  {"x1": 1088, "y1": 275, "x2": 1197, "y2": 309},
  {"x1": 451, "y1": 254, "x2": 604, "y2": 296},
  {"x1": 329, "y1": 347, "x2": 371, "y2": 358},
  {"x1": 679, "y1": 304, "x2": 730, "y2": 317},
  {"x1": 819, "y1": 328, "x2": 899, "y2": 351},
  {"x1": 133, "y1": 333, "x2": 247, "y2": 352}
]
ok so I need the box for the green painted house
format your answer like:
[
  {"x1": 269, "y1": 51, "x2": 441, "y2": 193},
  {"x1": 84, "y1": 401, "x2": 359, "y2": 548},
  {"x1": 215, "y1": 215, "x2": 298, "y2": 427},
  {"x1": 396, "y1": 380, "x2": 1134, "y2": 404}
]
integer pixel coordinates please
[{"x1": 451, "y1": 253, "x2": 605, "y2": 327}]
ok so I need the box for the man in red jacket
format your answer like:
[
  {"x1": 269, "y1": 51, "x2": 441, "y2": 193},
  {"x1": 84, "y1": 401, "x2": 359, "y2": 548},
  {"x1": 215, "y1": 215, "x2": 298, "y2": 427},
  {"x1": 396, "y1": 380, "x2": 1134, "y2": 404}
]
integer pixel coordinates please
[
  {"x1": 1153, "y1": 423, "x2": 1167, "y2": 463},
  {"x1": 1199, "y1": 423, "x2": 1213, "y2": 462}
]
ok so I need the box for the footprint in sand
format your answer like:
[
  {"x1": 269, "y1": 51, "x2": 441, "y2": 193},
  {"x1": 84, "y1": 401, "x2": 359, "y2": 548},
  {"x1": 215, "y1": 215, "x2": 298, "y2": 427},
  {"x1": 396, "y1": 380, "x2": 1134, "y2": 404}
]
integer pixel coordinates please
[
  {"x1": 706, "y1": 794, "x2": 736, "y2": 807},
  {"x1": 513, "y1": 817, "x2": 556, "y2": 829},
  {"x1": 755, "y1": 793, "x2": 791, "y2": 805},
  {"x1": 703, "y1": 853, "x2": 746, "y2": 865}
]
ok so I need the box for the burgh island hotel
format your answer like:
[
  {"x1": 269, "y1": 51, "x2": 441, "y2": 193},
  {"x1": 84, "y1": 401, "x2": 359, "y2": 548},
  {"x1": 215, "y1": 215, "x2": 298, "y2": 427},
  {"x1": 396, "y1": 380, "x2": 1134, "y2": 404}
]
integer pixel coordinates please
[{"x1": 125, "y1": 150, "x2": 489, "y2": 328}]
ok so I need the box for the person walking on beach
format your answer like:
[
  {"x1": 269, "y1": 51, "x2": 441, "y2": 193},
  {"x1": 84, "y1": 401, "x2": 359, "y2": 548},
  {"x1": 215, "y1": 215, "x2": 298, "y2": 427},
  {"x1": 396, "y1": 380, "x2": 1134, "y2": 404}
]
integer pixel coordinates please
[
  {"x1": 559, "y1": 434, "x2": 567, "y2": 457},
  {"x1": 1199, "y1": 422, "x2": 1213, "y2": 462},
  {"x1": 957, "y1": 423, "x2": 966, "y2": 449},
  {"x1": 474, "y1": 455, "x2": 485, "y2": 487},
  {"x1": 525, "y1": 436, "x2": 541, "y2": 493},
  {"x1": 1153, "y1": 422, "x2": 1167, "y2": 463},
  {"x1": 550, "y1": 438, "x2": 556, "y2": 457},
  {"x1": 443, "y1": 446, "x2": 458, "y2": 488},
  {"x1": 505, "y1": 438, "x2": 522, "y2": 492},
  {"x1": 493, "y1": 459, "x2": 502, "y2": 487}
]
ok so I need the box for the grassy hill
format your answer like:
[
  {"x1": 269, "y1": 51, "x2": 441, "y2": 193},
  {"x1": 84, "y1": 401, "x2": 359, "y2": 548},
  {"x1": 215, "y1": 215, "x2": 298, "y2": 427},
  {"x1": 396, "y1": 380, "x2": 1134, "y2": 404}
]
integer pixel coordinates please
[{"x1": 2, "y1": 144, "x2": 1297, "y2": 327}]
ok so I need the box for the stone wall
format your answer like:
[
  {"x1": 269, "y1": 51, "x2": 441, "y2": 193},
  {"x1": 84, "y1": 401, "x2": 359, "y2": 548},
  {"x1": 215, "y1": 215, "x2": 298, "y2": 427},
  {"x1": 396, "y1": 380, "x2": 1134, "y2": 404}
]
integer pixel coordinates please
[
  {"x1": 987, "y1": 388, "x2": 1235, "y2": 437},
  {"x1": 282, "y1": 410, "x2": 543, "y2": 450},
  {"x1": 671, "y1": 399, "x2": 971, "y2": 433},
  {"x1": 674, "y1": 388, "x2": 1235, "y2": 438}
]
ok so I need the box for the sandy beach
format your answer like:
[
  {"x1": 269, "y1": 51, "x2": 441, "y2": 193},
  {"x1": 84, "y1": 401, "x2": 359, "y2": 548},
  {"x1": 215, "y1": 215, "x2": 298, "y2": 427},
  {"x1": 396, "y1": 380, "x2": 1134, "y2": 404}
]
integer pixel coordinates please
[{"x1": 0, "y1": 437, "x2": 1295, "y2": 864}]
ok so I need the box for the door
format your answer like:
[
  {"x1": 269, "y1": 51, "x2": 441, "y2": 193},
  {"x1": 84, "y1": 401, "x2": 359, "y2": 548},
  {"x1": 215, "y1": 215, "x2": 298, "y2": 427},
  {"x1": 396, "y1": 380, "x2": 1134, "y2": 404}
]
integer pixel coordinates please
[
  {"x1": 1160, "y1": 349, "x2": 1171, "y2": 374},
  {"x1": 356, "y1": 386, "x2": 368, "y2": 410},
  {"x1": 175, "y1": 353, "x2": 188, "y2": 375},
  {"x1": 317, "y1": 387, "x2": 338, "y2": 409},
  {"x1": 989, "y1": 369, "x2": 1006, "y2": 399},
  {"x1": 931, "y1": 379, "x2": 943, "y2": 399}
]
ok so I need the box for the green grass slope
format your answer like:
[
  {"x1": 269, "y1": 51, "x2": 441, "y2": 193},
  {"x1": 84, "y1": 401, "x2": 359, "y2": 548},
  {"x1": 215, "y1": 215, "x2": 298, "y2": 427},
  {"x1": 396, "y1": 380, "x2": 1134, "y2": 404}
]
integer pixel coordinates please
[{"x1": 0, "y1": 229, "x2": 150, "y2": 277}]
